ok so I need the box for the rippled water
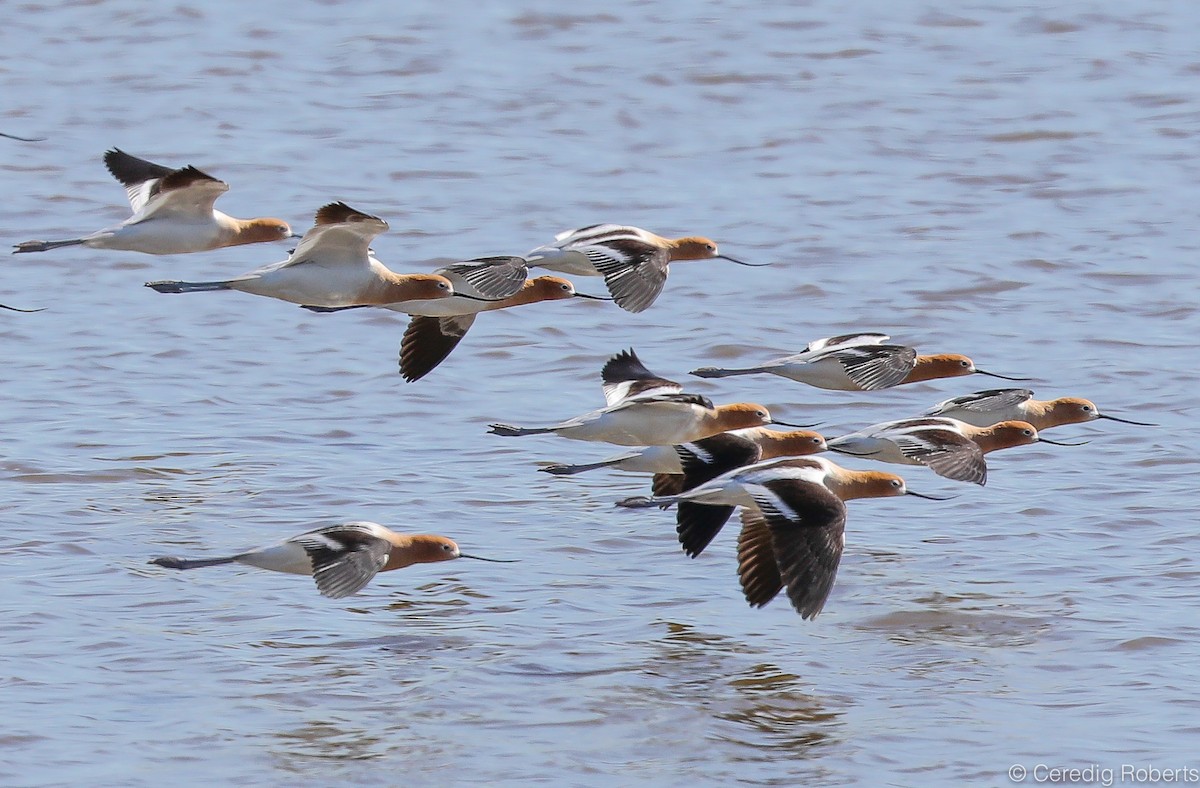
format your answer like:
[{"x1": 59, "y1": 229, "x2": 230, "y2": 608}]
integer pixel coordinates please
[{"x1": 2, "y1": 1, "x2": 1197, "y2": 784}]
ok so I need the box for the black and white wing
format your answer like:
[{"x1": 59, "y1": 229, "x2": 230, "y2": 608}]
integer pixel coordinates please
[
  {"x1": 290, "y1": 523, "x2": 392, "y2": 599},
  {"x1": 925, "y1": 388, "x2": 1034, "y2": 416},
  {"x1": 601, "y1": 348, "x2": 681, "y2": 405}
]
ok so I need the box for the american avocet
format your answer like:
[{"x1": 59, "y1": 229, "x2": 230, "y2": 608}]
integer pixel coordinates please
[
  {"x1": 525, "y1": 224, "x2": 766, "y2": 313},
  {"x1": 488, "y1": 397, "x2": 781, "y2": 446},
  {"x1": 489, "y1": 349, "x2": 807, "y2": 445},
  {"x1": 691, "y1": 333, "x2": 1028, "y2": 390},
  {"x1": 617, "y1": 439, "x2": 942, "y2": 619},
  {"x1": 145, "y1": 202, "x2": 461, "y2": 308},
  {"x1": 925, "y1": 388, "x2": 1156, "y2": 429},
  {"x1": 827, "y1": 417, "x2": 1083, "y2": 485},
  {"x1": 14, "y1": 148, "x2": 295, "y2": 255},
  {"x1": 395, "y1": 265, "x2": 609, "y2": 382},
  {"x1": 149, "y1": 521, "x2": 513, "y2": 599},
  {"x1": 539, "y1": 426, "x2": 826, "y2": 477}
]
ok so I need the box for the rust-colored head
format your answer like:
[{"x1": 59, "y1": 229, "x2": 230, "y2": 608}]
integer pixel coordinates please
[
  {"x1": 837, "y1": 470, "x2": 909, "y2": 501},
  {"x1": 392, "y1": 273, "x2": 455, "y2": 302},
  {"x1": 526, "y1": 276, "x2": 579, "y2": 302},
  {"x1": 975, "y1": 420, "x2": 1040, "y2": 454},
  {"x1": 234, "y1": 218, "x2": 295, "y2": 246},
  {"x1": 668, "y1": 236, "x2": 722, "y2": 261},
  {"x1": 906, "y1": 353, "x2": 1029, "y2": 385},
  {"x1": 906, "y1": 353, "x2": 978, "y2": 383},
  {"x1": 1039, "y1": 397, "x2": 1100, "y2": 428},
  {"x1": 759, "y1": 429, "x2": 828, "y2": 459},
  {"x1": 406, "y1": 535, "x2": 462, "y2": 564},
  {"x1": 714, "y1": 402, "x2": 773, "y2": 431}
]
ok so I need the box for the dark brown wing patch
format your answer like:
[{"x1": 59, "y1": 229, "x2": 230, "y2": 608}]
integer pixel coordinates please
[
  {"x1": 749, "y1": 479, "x2": 847, "y2": 620},
  {"x1": 736, "y1": 507, "x2": 784, "y2": 608},
  {"x1": 314, "y1": 201, "x2": 378, "y2": 226},
  {"x1": 155, "y1": 165, "x2": 224, "y2": 196},
  {"x1": 399, "y1": 314, "x2": 477, "y2": 382},
  {"x1": 651, "y1": 473, "x2": 684, "y2": 498}
]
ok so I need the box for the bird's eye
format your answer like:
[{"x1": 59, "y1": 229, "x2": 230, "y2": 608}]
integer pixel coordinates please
[
  {"x1": 705, "y1": 243, "x2": 716, "y2": 252},
  {"x1": 1023, "y1": 429, "x2": 1033, "y2": 436},
  {"x1": 439, "y1": 282, "x2": 448, "y2": 289},
  {"x1": 961, "y1": 360, "x2": 971, "y2": 368},
  {"x1": 756, "y1": 410, "x2": 766, "y2": 418},
  {"x1": 1081, "y1": 405, "x2": 1092, "y2": 412},
  {"x1": 562, "y1": 284, "x2": 570, "y2": 291},
  {"x1": 891, "y1": 479, "x2": 901, "y2": 488},
  {"x1": 442, "y1": 544, "x2": 453, "y2": 551}
]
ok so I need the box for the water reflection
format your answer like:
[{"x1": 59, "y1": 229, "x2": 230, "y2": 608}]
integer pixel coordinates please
[{"x1": 650, "y1": 622, "x2": 844, "y2": 757}]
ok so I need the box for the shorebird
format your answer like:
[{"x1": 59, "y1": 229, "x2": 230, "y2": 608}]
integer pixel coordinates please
[
  {"x1": 489, "y1": 349, "x2": 808, "y2": 446},
  {"x1": 149, "y1": 521, "x2": 513, "y2": 599},
  {"x1": 394, "y1": 260, "x2": 609, "y2": 381},
  {"x1": 616, "y1": 434, "x2": 943, "y2": 619},
  {"x1": 15, "y1": 148, "x2": 294, "y2": 254},
  {"x1": 826, "y1": 417, "x2": 1083, "y2": 485},
  {"x1": 691, "y1": 332, "x2": 1028, "y2": 391},
  {"x1": 145, "y1": 202, "x2": 461, "y2": 308},
  {"x1": 924, "y1": 388, "x2": 1156, "y2": 429},
  {"x1": 525, "y1": 224, "x2": 766, "y2": 313}
]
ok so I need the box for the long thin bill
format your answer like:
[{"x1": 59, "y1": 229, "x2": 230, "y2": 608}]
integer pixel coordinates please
[
  {"x1": 906, "y1": 490, "x2": 956, "y2": 501},
  {"x1": 1098, "y1": 413, "x2": 1157, "y2": 426},
  {"x1": 718, "y1": 255, "x2": 771, "y2": 267},
  {"x1": 974, "y1": 369, "x2": 1034, "y2": 381},
  {"x1": 459, "y1": 553, "x2": 518, "y2": 563},
  {"x1": 1038, "y1": 436, "x2": 1089, "y2": 446},
  {"x1": 771, "y1": 418, "x2": 822, "y2": 428},
  {"x1": 573, "y1": 292, "x2": 613, "y2": 300}
]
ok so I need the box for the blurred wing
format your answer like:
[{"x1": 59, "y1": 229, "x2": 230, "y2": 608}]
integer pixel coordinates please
[
  {"x1": 746, "y1": 479, "x2": 847, "y2": 620},
  {"x1": 589, "y1": 240, "x2": 669, "y2": 313},
  {"x1": 832, "y1": 344, "x2": 916, "y2": 390},
  {"x1": 736, "y1": 506, "x2": 784, "y2": 608},
  {"x1": 436, "y1": 256, "x2": 528, "y2": 299},
  {"x1": 926, "y1": 388, "x2": 1034, "y2": 415},
  {"x1": 291, "y1": 525, "x2": 391, "y2": 599},
  {"x1": 893, "y1": 431, "x2": 986, "y2": 484},
  {"x1": 803, "y1": 332, "x2": 890, "y2": 353}
]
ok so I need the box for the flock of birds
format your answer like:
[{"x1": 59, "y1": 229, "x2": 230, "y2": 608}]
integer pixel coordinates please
[{"x1": 7, "y1": 147, "x2": 1155, "y2": 619}]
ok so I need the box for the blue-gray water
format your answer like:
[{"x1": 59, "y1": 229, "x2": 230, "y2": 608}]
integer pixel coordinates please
[{"x1": 2, "y1": 1, "x2": 1197, "y2": 785}]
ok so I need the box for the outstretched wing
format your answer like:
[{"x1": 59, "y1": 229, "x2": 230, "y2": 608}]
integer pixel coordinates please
[
  {"x1": 601, "y1": 348, "x2": 681, "y2": 405},
  {"x1": 829, "y1": 344, "x2": 916, "y2": 390},
  {"x1": 745, "y1": 479, "x2": 847, "y2": 620},
  {"x1": 892, "y1": 430, "x2": 986, "y2": 484},
  {"x1": 290, "y1": 524, "x2": 391, "y2": 599},
  {"x1": 436, "y1": 256, "x2": 528, "y2": 299},
  {"x1": 399, "y1": 314, "x2": 478, "y2": 382},
  {"x1": 926, "y1": 388, "x2": 1034, "y2": 416}
]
